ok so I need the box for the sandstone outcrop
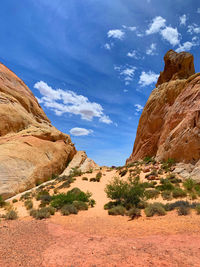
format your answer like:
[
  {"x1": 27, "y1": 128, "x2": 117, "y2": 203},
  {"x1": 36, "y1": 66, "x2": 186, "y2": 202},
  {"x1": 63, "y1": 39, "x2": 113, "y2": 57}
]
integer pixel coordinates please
[
  {"x1": 0, "y1": 63, "x2": 76, "y2": 198},
  {"x1": 61, "y1": 151, "x2": 99, "y2": 176},
  {"x1": 127, "y1": 50, "x2": 200, "y2": 172}
]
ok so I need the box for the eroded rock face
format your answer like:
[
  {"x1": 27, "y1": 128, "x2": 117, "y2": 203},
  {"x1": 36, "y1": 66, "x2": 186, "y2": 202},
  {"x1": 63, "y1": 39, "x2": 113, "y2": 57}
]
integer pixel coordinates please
[
  {"x1": 127, "y1": 50, "x2": 200, "y2": 169},
  {"x1": 0, "y1": 63, "x2": 76, "y2": 198},
  {"x1": 61, "y1": 151, "x2": 99, "y2": 176},
  {"x1": 156, "y1": 50, "x2": 195, "y2": 87}
]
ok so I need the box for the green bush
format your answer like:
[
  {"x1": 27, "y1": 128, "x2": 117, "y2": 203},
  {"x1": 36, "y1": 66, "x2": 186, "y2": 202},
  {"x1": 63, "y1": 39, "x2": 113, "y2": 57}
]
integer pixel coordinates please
[
  {"x1": 105, "y1": 176, "x2": 144, "y2": 208},
  {"x1": 144, "y1": 203, "x2": 166, "y2": 217},
  {"x1": 50, "y1": 188, "x2": 91, "y2": 209},
  {"x1": 73, "y1": 201, "x2": 88, "y2": 210},
  {"x1": 20, "y1": 192, "x2": 32, "y2": 201},
  {"x1": 61, "y1": 204, "x2": 78, "y2": 215},
  {"x1": 5, "y1": 210, "x2": 18, "y2": 220},
  {"x1": 89, "y1": 199, "x2": 96, "y2": 207},
  {"x1": 144, "y1": 189, "x2": 159, "y2": 200},
  {"x1": 156, "y1": 180, "x2": 174, "y2": 192},
  {"x1": 82, "y1": 177, "x2": 88, "y2": 181},
  {"x1": 96, "y1": 171, "x2": 102, "y2": 182},
  {"x1": 24, "y1": 200, "x2": 33, "y2": 210},
  {"x1": 57, "y1": 176, "x2": 75, "y2": 189},
  {"x1": 70, "y1": 167, "x2": 82, "y2": 177},
  {"x1": 161, "y1": 159, "x2": 175, "y2": 172},
  {"x1": 119, "y1": 169, "x2": 128, "y2": 177},
  {"x1": 127, "y1": 207, "x2": 141, "y2": 219},
  {"x1": 108, "y1": 206, "x2": 126, "y2": 216},
  {"x1": 172, "y1": 188, "x2": 187, "y2": 198},
  {"x1": 189, "y1": 192, "x2": 197, "y2": 200},
  {"x1": 90, "y1": 178, "x2": 97, "y2": 182},
  {"x1": 0, "y1": 196, "x2": 5, "y2": 207},
  {"x1": 183, "y1": 178, "x2": 196, "y2": 191},
  {"x1": 143, "y1": 156, "x2": 156, "y2": 164},
  {"x1": 12, "y1": 199, "x2": 18, "y2": 203},
  {"x1": 161, "y1": 190, "x2": 172, "y2": 200},
  {"x1": 177, "y1": 206, "x2": 190, "y2": 216},
  {"x1": 104, "y1": 201, "x2": 118, "y2": 210},
  {"x1": 195, "y1": 204, "x2": 200, "y2": 214}
]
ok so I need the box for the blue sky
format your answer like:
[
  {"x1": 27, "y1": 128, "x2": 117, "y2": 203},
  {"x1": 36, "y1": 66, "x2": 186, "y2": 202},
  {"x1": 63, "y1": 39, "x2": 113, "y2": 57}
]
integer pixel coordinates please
[{"x1": 0, "y1": 0, "x2": 200, "y2": 166}]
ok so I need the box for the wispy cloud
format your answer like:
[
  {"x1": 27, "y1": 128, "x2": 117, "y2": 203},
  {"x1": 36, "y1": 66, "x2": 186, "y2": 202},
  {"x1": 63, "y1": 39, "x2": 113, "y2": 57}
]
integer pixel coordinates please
[
  {"x1": 104, "y1": 43, "x2": 112, "y2": 50},
  {"x1": 122, "y1": 25, "x2": 137, "y2": 31},
  {"x1": 176, "y1": 40, "x2": 197, "y2": 52},
  {"x1": 127, "y1": 50, "x2": 139, "y2": 59},
  {"x1": 114, "y1": 65, "x2": 137, "y2": 85},
  {"x1": 138, "y1": 71, "x2": 159, "y2": 87},
  {"x1": 180, "y1": 14, "x2": 187, "y2": 26},
  {"x1": 69, "y1": 127, "x2": 93, "y2": 136},
  {"x1": 146, "y1": 43, "x2": 157, "y2": 55},
  {"x1": 146, "y1": 16, "x2": 166, "y2": 35},
  {"x1": 34, "y1": 81, "x2": 112, "y2": 124},
  {"x1": 107, "y1": 29, "x2": 125, "y2": 40},
  {"x1": 160, "y1": 26, "x2": 180, "y2": 46},
  {"x1": 188, "y1": 24, "x2": 200, "y2": 34}
]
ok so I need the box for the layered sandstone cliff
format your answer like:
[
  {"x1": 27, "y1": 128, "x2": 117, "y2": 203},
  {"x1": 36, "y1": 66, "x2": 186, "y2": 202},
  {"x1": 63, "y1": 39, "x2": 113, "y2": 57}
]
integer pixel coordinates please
[
  {"x1": 0, "y1": 63, "x2": 76, "y2": 198},
  {"x1": 127, "y1": 50, "x2": 200, "y2": 166}
]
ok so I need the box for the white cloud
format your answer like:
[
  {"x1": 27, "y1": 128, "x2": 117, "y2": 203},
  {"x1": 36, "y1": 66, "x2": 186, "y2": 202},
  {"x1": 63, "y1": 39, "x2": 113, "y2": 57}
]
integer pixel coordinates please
[
  {"x1": 34, "y1": 81, "x2": 112, "y2": 124},
  {"x1": 99, "y1": 115, "x2": 112, "y2": 124},
  {"x1": 146, "y1": 43, "x2": 157, "y2": 55},
  {"x1": 127, "y1": 50, "x2": 139, "y2": 59},
  {"x1": 114, "y1": 65, "x2": 136, "y2": 85},
  {"x1": 160, "y1": 27, "x2": 180, "y2": 46},
  {"x1": 107, "y1": 29, "x2": 125, "y2": 40},
  {"x1": 176, "y1": 41, "x2": 197, "y2": 52},
  {"x1": 188, "y1": 24, "x2": 200, "y2": 34},
  {"x1": 197, "y1": 8, "x2": 200, "y2": 14},
  {"x1": 123, "y1": 89, "x2": 128, "y2": 93},
  {"x1": 104, "y1": 43, "x2": 111, "y2": 50},
  {"x1": 146, "y1": 16, "x2": 166, "y2": 35},
  {"x1": 134, "y1": 104, "x2": 143, "y2": 112},
  {"x1": 139, "y1": 71, "x2": 159, "y2": 87},
  {"x1": 122, "y1": 25, "x2": 137, "y2": 31},
  {"x1": 69, "y1": 127, "x2": 93, "y2": 136},
  {"x1": 180, "y1": 14, "x2": 187, "y2": 26}
]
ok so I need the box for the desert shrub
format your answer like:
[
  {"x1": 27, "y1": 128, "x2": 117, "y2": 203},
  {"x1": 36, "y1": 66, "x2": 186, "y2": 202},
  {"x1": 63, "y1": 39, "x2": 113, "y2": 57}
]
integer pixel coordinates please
[
  {"x1": 70, "y1": 167, "x2": 82, "y2": 177},
  {"x1": 172, "y1": 188, "x2": 187, "y2": 198},
  {"x1": 50, "y1": 188, "x2": 91, "y2": 209},
  {"x1": 161, "y1": 190, "x2": 172, "y2": 200},
  {"x1": 104, "y1": 201, "x2": 119, "y2": 210},
  {"x1": 20, "y1": 192, "x2": 32, "y2": 201},
  {"x1": 127, "y1": 207, "x2": 141, "y2": 219},
  {"x1": 5, "y1": 210, "x2": 18, "y2": 220},
  {"x1": 119, "y1": 169, "x2": 128, "y2": 177},
  {"x1": 144, "y1": 203, "x2": 166, "y2": 217},
  {"x1": 57, "y1": 176, "x2": 75, "y2": 189},
  {"x1": 167, "y1": 174, "x2": 182, "y2": 184},
  {"x1": 108, "y1": 206, "x2": 126, "y2": 216},
  {"x1": 164, "y1": 201, "x2": 190, "y2": 211},
  {"x1": 195, "y1": 204, "x2": 200, "y2": 214},
  {"x1": 12, "y1": 199, "x2": 18, "y2": 203},
  {"x1": 89, "y1": 199, "x2": 96, "y2": 207},
  {"x1": 82, "y1": 177, "x2": 88, "y2": 181},
  {"x1": 105, "y1": 176, "x2": 145, "y2": 208},
  {"x1": 30, "y1": 208, "x2": 50, "y2": 219},
  {"x1": 189, "y1": 192, "x2": 197, "y2": 200},
  {"x1": 183, "y1": 178, "x2": 196, "y2": 191},
  {"x1": 161, "y1": 159, "x2": 175, "y2": 172},
  {"x1": 137, "y1": 200, "x2": 148, "y2": 209},
  {"x1": 96, "y1": 171, "x2": 102, "y2": 182},
  {"x1": 73, "y1": 201, "x2": 88, "y2": 210},
  {"x1": 156, "y1": 179, "x2": 174, "y2": 192},
  {"x1": 177, "y1": 206, "x2": 190, "y2": 216},
  {"x1": 142, "y1": 182, "x2": 157, "y2": 188},
  {"x1": 61, "y1": 204, "x2": 78, "y2": 215},
  {"x1": 143, "y1": 156, "x2": 156, "y2": 164},
  {"x1": 24, "y1": 200, "x2": 33, "y2": 210},
  {"x1": 36, "y1": 190, "x2": 50, "y2": 200},
  {"x1": 144, "y1": 189, "x2": 159, "y2": 200},
  {"x1": 90, "y1": 178, "x2": 97, "y2": 182},
  {"x1": 0, "y1": 196, "x2": 5, "y2": 207}
]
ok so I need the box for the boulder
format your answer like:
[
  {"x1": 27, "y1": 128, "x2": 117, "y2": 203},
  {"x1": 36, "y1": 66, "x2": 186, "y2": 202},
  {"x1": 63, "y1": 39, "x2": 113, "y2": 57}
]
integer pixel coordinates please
[{"x1": 0, "y1": 63, "x2": 76, "y2": 198}]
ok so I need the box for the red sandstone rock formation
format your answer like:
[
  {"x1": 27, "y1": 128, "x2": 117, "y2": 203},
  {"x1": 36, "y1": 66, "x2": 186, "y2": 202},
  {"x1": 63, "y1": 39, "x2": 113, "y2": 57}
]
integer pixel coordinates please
[{"x1": 127, "y1": 50, "x2": 200, "y2": 166}]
